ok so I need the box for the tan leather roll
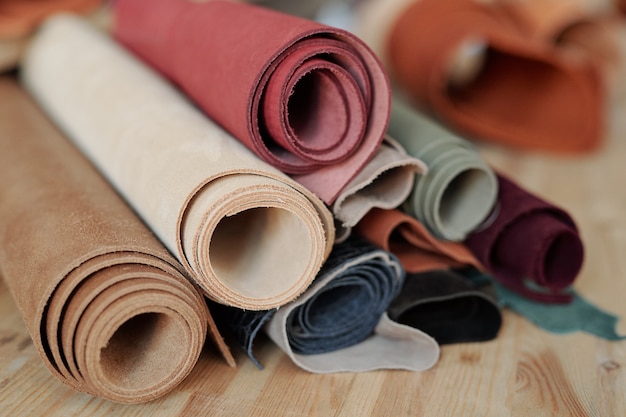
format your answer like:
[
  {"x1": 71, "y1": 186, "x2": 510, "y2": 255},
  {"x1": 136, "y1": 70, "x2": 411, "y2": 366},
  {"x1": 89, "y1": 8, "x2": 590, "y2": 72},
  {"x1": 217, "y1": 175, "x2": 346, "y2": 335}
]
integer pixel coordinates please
[{"x1": 0, "y1": 77, "x2": 226, "y2": 403}]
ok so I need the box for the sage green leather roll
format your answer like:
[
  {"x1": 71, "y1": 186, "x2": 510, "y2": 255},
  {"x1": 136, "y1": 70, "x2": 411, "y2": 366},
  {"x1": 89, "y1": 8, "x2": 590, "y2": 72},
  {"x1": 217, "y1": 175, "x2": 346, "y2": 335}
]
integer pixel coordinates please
[{"x1": 389, "y1": 99, "x2": 498, "y2": 241}]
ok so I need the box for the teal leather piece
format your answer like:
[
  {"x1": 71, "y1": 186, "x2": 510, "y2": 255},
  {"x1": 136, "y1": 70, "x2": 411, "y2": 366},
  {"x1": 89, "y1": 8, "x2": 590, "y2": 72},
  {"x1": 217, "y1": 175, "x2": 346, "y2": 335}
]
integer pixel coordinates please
[
  {"x1": 494, "y1": 281, "x2": 626, "y2": 341},
  {"x1": 461, "y1": 268, "x2": 625, "y2": 340}
]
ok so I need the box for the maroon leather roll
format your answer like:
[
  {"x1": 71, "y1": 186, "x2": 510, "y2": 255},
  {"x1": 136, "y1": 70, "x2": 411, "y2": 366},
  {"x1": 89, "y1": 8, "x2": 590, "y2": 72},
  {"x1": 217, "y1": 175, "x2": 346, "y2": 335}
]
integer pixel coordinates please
[
  {"x1": 464, "y1": 174, "x2": 584, "y2": 303},
  {"x1": 113, "y1": 0, "x2": 390, "y2": 204}
]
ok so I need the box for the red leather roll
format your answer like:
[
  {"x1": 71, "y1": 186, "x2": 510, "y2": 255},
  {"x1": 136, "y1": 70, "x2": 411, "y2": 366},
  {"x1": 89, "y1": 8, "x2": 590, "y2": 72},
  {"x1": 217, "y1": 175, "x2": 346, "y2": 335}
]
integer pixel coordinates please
[{"x1": 114, "y1": 0, "x2": 390, "y2": 204}]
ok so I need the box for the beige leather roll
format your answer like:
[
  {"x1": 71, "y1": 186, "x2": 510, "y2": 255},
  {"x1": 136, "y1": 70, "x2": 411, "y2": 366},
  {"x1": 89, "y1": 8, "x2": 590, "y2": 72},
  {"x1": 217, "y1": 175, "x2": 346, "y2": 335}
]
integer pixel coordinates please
[
  {"x1": 332, "y1": 136, "x2": 427, "y2": 242},
  {"x1": 22, "y1": 15, "x2": 334, "y2": 311}
]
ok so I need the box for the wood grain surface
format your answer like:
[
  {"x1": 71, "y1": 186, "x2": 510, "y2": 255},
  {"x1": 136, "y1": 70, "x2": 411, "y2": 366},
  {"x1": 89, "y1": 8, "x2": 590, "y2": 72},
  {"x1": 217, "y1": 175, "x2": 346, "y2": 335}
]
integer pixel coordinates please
[{"x1": 1, "y1": 96, "x2": 626, "y2": 417}]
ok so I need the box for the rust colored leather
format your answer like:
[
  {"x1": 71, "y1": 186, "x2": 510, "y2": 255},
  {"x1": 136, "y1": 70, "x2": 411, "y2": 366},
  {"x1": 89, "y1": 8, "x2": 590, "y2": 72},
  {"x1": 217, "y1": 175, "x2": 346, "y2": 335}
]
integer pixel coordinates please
[
  {"x1": 499, "y1": 0, "x2": 608, "y2": 40},
  {"x1": 387, "y1": 0, "x2": 605, "y2": 154},
  {"x1": 499, "y1": 0, "x2": 625, "y2": 95},
  {"x1": 355, "y1": 208, "x2": 482, "y2": 273}
]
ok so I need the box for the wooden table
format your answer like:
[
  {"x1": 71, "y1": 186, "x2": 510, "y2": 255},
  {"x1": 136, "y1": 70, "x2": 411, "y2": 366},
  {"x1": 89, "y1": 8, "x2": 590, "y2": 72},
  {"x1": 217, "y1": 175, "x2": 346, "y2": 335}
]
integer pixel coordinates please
[{"x1": 1, "y1": 98, "x2": 625, "y2": 417}]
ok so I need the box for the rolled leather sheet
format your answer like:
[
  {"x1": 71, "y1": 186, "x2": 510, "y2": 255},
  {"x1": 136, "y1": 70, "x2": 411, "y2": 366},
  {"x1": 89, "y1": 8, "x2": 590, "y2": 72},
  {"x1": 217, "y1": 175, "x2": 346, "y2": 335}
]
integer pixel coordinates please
[
  {"x1": 389, "y1": 99, "x2": 498, "y2": 241},
  {"x1": 357, "y1": 0, "x2": 605, "y2": 154},
  {"x1": 332, "y1": 135, "x2": 427, "y2": 243},
  {"x1": 212, "y1": 238, "x2": 440, "y2": 372},
  {"x1": 113, "y1": 0, "x2": 391, "y2": 204},
  {"x1": 355, "y1": 208, "x2": 482, "y2": 274},
  {"x1": 464, "y1": 174, "x2": 585, "y2": 303},
  {"x1": 354, "y1": 0, "x2": 415, "y2": 66},
  {"x1": 388, "y1": 269, "x2": 502, "y2": 344},
  {"x1": 22, "y1": 15, "x2": 334, "y2": 311},
  {"x1": 0, "y1": 77, "x2": 222, "y2": 403}
]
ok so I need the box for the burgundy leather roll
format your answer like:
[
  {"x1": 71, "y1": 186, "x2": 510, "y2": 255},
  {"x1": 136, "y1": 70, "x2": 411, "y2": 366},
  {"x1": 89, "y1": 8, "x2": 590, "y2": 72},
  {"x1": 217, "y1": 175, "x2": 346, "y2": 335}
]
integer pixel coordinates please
[
  {"x1": 114, "y1": 0, "x2": 390, "y2": 204},
  {"x1": 464, "y1": 174, "x2": 584, "y2": 303}
]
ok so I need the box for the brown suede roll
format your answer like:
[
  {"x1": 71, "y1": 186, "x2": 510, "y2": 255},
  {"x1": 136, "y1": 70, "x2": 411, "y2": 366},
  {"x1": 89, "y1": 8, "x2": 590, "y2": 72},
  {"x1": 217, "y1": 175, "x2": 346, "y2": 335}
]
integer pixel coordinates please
[{"x1": 0, "y1": 77, "x2": 231, "y2": 403}]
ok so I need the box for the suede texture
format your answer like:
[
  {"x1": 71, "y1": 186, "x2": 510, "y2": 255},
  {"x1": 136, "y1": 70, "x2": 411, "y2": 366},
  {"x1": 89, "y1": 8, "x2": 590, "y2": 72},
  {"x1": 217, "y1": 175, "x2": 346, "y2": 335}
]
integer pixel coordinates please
[
  {"x1": 389, "y1": 99, "x2": 498, "y2": 241},
  {"x1": 332, "y1": 135, "x2": 427, "y2": 242},
  {"x1": 388, "y1": 269, "x2": 502, "y2": 344},
  {"x1": 465, "y1": 173, "x2": 584, "y2": 303},
  {"x1": 0, "y1": 77, "x2": 218, "y2": 403}
]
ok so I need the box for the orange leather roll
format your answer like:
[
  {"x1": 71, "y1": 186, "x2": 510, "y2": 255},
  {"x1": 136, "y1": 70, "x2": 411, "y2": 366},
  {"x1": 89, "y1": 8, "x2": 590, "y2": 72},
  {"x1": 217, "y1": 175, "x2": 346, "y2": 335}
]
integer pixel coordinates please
[
  {"x1": 499, "y1": 0, "x2": 626, "y2": 95},
  {"x1": 386, "y1": 0, "x2": 605, "y2": 153},
  {"x1": 499, "y1": 0, "x2": 612, "y2": 40}
]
